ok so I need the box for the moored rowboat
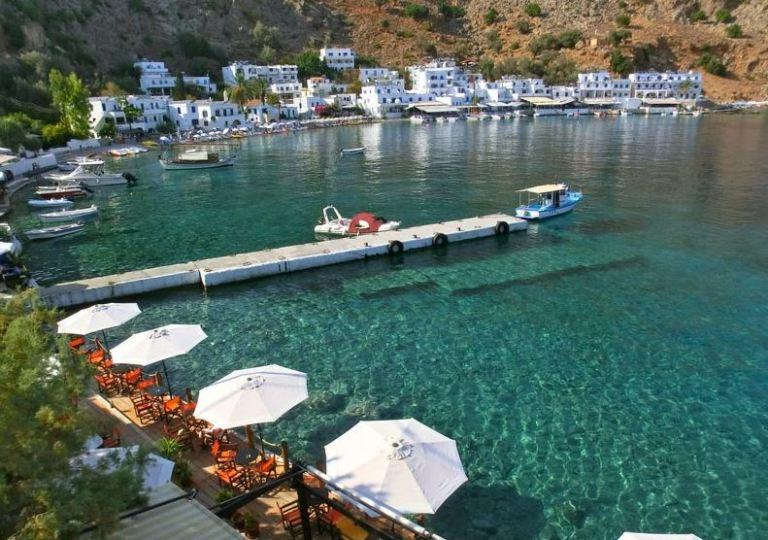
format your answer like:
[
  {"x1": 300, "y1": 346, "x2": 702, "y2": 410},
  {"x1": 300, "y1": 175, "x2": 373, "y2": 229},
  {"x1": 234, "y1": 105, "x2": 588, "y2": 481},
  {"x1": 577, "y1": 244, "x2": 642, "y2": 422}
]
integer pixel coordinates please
[
  {"x1": 39, "y1": 205, "x2": 98, "y2": 223},
  {"x1": 24, "y1": 222, "x2": 85, "y2": 240},
  {"x1": 28, "y1": 198, "x2": 74, "y2": 209}
]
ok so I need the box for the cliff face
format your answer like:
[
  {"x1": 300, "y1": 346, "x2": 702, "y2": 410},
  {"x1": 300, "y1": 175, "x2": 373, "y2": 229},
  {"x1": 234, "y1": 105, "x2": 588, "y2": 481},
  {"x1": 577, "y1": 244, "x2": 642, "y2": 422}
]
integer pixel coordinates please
[{"x1": 1, "y1": 0, "x2": 767, "y2": 106}]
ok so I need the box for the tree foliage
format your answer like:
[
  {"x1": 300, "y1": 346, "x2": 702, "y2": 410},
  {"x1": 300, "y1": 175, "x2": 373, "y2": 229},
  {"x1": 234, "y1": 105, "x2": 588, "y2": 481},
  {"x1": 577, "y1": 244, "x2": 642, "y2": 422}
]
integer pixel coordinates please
[
  {"x1": 699, "y1": 52, "x2": 727, "y2": 76},
  {"x1": 0, "y1": 290, "x2": 146, "y2": 538},
  {"x1": 0, "y1": 113, "x2": 43, "y2": 152},
  {"x1": 48, "y1": 69, "x2": 90, "y2": 139},
  {"x1": 294, "y1": 51, "x2": 333, "y2": 81},
  {"x1": 117, "y1": 97, "x2": 142, "y2": 132},
  {"x1": 404, "y1": 3, "x2": 429, "y2": 20},
  {"x1": 610, "y1": 49, "x2": 633, "y2": 76},
  {"x1": 484, "y1": 7, "x2": 499, "y2": 24},
  {"x1": 437, "y1": 1, "x2": 465, "y2": 19},
  {"x1": 524, "y1": 3, "x2": 542, "y2": 17},
  {"x1": 714, "y1": 9, "x2": 733, "y2": 23}
]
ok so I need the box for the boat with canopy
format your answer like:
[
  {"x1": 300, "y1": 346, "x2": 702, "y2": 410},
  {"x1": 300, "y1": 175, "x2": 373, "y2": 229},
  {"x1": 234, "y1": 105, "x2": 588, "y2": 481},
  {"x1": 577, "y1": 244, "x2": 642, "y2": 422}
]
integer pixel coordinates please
[{"x1": 515, "y1": 183, "x2": 583, "y2": 220}]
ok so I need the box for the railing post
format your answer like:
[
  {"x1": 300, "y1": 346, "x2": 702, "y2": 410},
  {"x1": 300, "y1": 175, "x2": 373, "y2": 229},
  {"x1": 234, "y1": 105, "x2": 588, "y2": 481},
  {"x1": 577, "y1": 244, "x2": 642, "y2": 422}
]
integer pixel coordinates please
[
  {"x1": 281, "y1": 441, "x2": 290, "y2": 472},
  {"x1": 292, "y1": 471, "x2": 313, "y2": 540}
]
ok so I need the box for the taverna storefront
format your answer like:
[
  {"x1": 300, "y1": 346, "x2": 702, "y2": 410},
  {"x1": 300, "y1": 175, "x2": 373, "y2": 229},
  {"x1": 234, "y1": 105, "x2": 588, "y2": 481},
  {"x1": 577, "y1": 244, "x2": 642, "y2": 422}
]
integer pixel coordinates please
[{"x1": 522, "y1": 97, "x2": 589, "y2": 116}]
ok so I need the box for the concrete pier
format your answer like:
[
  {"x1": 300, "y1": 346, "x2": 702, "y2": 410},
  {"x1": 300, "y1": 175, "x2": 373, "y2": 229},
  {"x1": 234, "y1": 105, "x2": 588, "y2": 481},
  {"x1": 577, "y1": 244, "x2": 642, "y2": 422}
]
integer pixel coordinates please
[{"x1": 39, "y1": 213, "x2": 526, "y2": 307}]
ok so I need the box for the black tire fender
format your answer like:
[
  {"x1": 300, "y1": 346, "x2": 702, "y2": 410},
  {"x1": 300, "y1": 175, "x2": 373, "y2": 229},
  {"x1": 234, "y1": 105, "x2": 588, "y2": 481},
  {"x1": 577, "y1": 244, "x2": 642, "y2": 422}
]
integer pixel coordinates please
[
  {"x1": 432, "y1": 233, "x2": 448, "y2": 247},
  {"x1": 495, "y1": 221, "x2": 510, "y2": 235},
  {"x1": 388, "y1": 240, "x2": 404, "y2": 255}
]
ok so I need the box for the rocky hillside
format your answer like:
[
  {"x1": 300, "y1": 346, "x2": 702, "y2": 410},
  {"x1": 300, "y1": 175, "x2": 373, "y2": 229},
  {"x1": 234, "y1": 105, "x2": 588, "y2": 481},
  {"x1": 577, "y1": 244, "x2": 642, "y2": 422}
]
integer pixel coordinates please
[{"x1": 1, "y1": 0, "x2": 767, "y2": 117}]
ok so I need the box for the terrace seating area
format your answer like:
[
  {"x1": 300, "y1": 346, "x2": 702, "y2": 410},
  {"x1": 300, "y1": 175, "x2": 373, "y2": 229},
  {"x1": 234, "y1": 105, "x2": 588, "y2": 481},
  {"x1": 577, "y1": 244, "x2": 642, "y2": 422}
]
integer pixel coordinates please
[{"x1": 77, "y1": 338, "x2": 422, "y2": 539}]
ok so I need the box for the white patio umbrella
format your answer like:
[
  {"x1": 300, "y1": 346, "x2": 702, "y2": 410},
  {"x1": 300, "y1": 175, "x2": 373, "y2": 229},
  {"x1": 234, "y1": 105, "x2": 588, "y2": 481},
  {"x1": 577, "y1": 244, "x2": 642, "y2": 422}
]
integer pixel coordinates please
[
  {"x1": 71, "y1": 446, "x2": 174, "y2": 491},
  {"x1": 618, "y1": 534, "x2": 703, "y2": 540},
  {"x1": 194, "y1": 364, "x2": 307, "y2": 453},
  {"x1": 324, "y1": 419, "x2": 467, "y2": 515},
  {"x1": 57, "y1": 302, "x2": 140, "y2": 336},
  {"x1": 110, "y1": 324, "x2": 207, "y2": 394}
]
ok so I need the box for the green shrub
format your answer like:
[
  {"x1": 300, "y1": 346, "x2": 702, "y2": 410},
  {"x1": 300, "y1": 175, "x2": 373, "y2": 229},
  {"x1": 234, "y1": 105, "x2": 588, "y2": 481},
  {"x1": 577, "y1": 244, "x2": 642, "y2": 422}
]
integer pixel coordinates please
[
  {"x1": 177, "y1": 32, "x2": 216, "y2": 59},
  {"x1": 215, "y1": 488, "x2": 237, "y2": 503},
  {"x1": 516, "y1": 20, "x2": 532, "y2": 34},
  {"x1": 484, "y1": 7, "x2": 499, "y2": 24},
  {"x1": 725, "y1": 24, "x2": 742, "y2": 38},
  {"x1": 486, "y1": 30, "x2": 503, "y2": 53},
  {"x1": 609, "y1": 29, "x2": 632, "y2": 46},
  {"x1": 699, "y1": 52, "x2": 726, "y2": 76},
  {"x1": 438, "y1": 1, "x2": 465, "y2": 18},
  {"x1": 156, "y1": 437, "x2": 182, "y2": 460},
  {"x1": 172, "y1": 459, "x2": 193, "y2": 488},
  {"x1": 714, "y1": 9, "x2": 733, "y2": 23},
  {"x1": 689, "y1": 9, "x2": 707, "y2": 23},
  {"x1": 380, "y1": 19, "x2": 390, "y2": 28},
  {"x1": 616, "y1": 14, "x2": 631, "y2": 27},
  {"x1": 404, "y1": 3, "x2": 429, "y2": 20},
  {"x1": 618, "y1": 0, "x2": 627, "y2": 8},
  {"x1": 524, "y1": 2, "x2": 542, "y2": 17},
  {"x1": 97, "y1": 122, "x2": 116, "y2": 139},
  {"x1": 610, "y1": 49, "x2": 633, "y2": 76},
  {"x1": 41, "y1": 123, "x2": 70, "y2": 148},
  {"x1": 557, "y1": 30, "x2": 583, "y2": 48}
]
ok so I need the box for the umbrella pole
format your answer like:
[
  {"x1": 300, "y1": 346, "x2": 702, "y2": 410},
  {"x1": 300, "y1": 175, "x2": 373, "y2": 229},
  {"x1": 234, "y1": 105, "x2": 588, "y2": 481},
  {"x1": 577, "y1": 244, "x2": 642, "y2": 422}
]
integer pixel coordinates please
[
  {"x1": 258, "y1": 423, "x2": 265, "y2": 459},
  {"x1": 162, "y1": 360, "x2": 173, "y2": 396}
]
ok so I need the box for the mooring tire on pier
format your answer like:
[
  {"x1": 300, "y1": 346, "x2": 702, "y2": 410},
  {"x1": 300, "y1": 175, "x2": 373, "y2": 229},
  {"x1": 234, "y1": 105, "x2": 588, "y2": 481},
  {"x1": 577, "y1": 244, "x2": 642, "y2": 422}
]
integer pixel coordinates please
[
  {"x1": 388, "y1": 240, "x2": 404, "y2": 255},
  {"x1": 432, "y1": 233, "x2": 448, "y2": 247},
  {"x1": 495, "y1": 221, "x2": 510, "y2": 235}
]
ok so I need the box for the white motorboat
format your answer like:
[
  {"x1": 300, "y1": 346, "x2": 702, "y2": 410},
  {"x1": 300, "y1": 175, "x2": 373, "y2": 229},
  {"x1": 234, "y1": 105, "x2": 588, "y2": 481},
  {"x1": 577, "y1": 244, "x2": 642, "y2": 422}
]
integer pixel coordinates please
[
  {"x1": 515, "y1": 183, "x2": 583, "y2": 220},
  {"x1": 410, "y1": 115, "x2": 426, "y2": 124},
  {"x1": 314, "y1": 206, "x2": 400, "y2": 237},
  {"x1": 340, "y1": 147, "x2": 365, "y2": 156},
  {"x1": 35, "y1": 186, "x2": 90, "y2": 199},
  {"x1": 159, "y1": 149, "x2": 236, "y2": 170},
  {"x1": 491, "y1": 114, "x2": 503, "y2": 121},
  {"x1": 24, "y1": 222, "x2": 85, "y2": 240},
  {"x1": 28, "y1": 198, "x2": 74, "y2": 209},
  {"x1": 45, "y1": 160, "x2": 131, "y2": 187},
  {"x1": 0, "y1": 223, "x2": 22, "y2": 256},
  {"x1": 39, "y1": 205, "x2": 98, "y2": 223}
]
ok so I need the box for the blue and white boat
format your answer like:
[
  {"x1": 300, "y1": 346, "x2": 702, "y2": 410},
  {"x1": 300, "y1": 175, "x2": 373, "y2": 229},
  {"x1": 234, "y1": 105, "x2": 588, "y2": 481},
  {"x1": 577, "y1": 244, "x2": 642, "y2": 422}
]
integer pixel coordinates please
[{"x1": 515, "y1": 183, "x2": 583, "y2": 220}]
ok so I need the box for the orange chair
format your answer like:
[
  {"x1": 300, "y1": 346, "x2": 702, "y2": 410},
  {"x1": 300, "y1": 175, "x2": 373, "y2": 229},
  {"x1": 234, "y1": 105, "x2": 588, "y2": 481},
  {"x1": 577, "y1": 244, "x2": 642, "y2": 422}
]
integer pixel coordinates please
[
  {"x1": 120, "y1": 368, "x2": 142, "y2": 393},
  {"x1": 251, "y1": 456, "x2": 277, "y2": 483},
  {"x1": 94, "y1": 373, "x2": 119, "y2": 395},
  {"x1": 216, "y1": 466, "x2": 249, "y2": 491},
  {"x1": 211, "y1": 439, "x2": 238, "y2": 469},
  {"x1": 68, "y1": 336, "x2": 86, "y2": 352},
  {"x1": 88, "y1": 349, "x2": 106, "y2": 365}
]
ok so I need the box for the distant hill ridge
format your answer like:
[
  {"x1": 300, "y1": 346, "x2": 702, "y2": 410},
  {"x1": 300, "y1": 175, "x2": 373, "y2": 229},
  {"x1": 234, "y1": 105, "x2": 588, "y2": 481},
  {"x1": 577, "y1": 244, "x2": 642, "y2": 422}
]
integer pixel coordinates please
[{"x1": 1, "y1": 0, "x2": 766, "y2": 116}]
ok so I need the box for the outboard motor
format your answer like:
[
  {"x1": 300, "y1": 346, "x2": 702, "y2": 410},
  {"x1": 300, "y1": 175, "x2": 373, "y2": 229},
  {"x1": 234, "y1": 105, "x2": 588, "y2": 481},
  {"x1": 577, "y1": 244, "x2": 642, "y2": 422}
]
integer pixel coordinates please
[{"x1": 122, "y1": 172, "x2": 138, "y2": 185}]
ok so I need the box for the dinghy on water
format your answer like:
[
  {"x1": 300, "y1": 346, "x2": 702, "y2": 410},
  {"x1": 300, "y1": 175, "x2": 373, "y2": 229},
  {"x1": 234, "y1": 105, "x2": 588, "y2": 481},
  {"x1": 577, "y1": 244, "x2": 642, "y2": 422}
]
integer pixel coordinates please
[
  {"x1": 340, "y1": 147, "x2": 365, "y2": 156},
  {"x1": 24, "y1": 222, "x2": 85, "y2": 240},
  {"x1": 39, "y1": 205, "x2": 98, "y2": 223},
  {"x1": 515, "y1": 183, "x2": 583, "y2": 220},
  {"x1": 314, "y1": 205, "x2": 400, "y2": 237},
  {"x1": 28, "y1": 198, "x2": 74, "y2": 209}
]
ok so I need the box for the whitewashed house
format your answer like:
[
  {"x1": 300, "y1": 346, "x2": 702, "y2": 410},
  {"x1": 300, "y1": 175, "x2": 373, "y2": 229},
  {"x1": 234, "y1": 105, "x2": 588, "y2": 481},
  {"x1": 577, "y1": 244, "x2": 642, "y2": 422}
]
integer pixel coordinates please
[
  {"x1": 306, "y1": 77, "x2": 349, "y2": 97},
  {"x1": 294, "y1": 95, "x2": 328, "y2": 118},
  {"x1": 628, "y1": 71, "x2": 702, "y2": 100},
  {"x1": 88, "y1": 95, "x2": 170, "y2": 136},
  {"x1": 169, "y1": 100, "x2": 244, "y2": 130},
  {"x1": 222, "y1": 62, "x2": 299, "y2": 86},
  {"x1": 359, "y1": 79, "x2": 433, "y2": 118},
  {"x1": 134, "y1": 60, "x2": 216, "y2": 95},
  {"x1": 407, "y1": 59, "x2": 469, "y2": 97},
  {"x1": 270, "y1": 82, "x2": 303, "y2": 99},
  {"x1": 319, "y1": 47, "x2": 355, "y2": 70},
  {"x1": 359, "y1": 68, "x2": 400, "y2": 84}
]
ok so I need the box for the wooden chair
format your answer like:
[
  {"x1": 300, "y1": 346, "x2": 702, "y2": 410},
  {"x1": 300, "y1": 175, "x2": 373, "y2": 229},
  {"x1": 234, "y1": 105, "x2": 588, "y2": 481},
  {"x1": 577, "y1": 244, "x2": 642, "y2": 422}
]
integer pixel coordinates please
[
  {"x1": 87, "y1": 348, "x2": 107, "y2": 366},
  {"x1": 216, "y1": 466, "x2": 249, "y2": 492},
  {"x1": 94, "y1": 373, "x2": 120, "y2": 395},
  {"x1": 211, "y1": 439, "x2": 238, "y2": 470},
  {"x1": 68, "y1": 336, "x2": 86, "y2": 352},
  {"x1": 119, "y1": 368, "x2": 142, "y2": 394},
  {"x1": 163, "y1": 396, "x2": 184, "y2": 422},
  {"x1": 130, "y1": 393, "x2": 159, "y2": 425},
  {"x1": 251, "y1": 456, "x2": 277, "y2": 483}
]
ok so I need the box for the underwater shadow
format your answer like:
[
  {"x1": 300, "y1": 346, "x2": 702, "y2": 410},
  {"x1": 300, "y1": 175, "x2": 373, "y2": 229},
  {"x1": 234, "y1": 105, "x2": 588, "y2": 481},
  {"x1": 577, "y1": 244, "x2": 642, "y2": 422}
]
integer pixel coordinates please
[{"x1": 430, "y1": 484, "x2": 546, "y2": 539}]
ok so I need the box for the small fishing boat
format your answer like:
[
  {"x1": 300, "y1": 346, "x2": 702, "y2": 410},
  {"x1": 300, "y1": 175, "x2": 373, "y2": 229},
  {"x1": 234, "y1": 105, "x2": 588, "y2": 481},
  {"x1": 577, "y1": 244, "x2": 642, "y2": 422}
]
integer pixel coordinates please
[
  {"x1": 314, "y1": 206, "x2": 400, "y2": 237},
  {"x1": 39, "y1": 205, "x2": 98, "y2": 223},
  {"x1": 35, "y1": 186, "x2": 89, "y2": 199},
  {"x1": 515, "y1": 183, "x2": 583, "y2": 220},
  {"x1": 340, "y1": 147, "x2": 365, "y2": 156},
  {"x1": 28, "y1": 198, "x2": 74, "y2": 209},
  {"x1": 159, "y1": 149, "x2": 236, "y2": 170},
  {"x1": 0, "y1": 223, "x2": 22, "y2": 256},
  {"x1": 24, "y1": 222, "x2": 85, "y2": 240},
  {"x1": 45, "y1": 160, "x2": 130, "y2": 187}
]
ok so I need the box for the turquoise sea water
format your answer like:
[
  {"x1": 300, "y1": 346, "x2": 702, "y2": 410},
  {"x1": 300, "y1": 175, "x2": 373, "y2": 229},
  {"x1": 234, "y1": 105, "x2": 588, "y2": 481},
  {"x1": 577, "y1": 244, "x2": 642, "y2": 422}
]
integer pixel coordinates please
[{"x1": 11, "y1": 116, "x2": 768, "y2": 538}]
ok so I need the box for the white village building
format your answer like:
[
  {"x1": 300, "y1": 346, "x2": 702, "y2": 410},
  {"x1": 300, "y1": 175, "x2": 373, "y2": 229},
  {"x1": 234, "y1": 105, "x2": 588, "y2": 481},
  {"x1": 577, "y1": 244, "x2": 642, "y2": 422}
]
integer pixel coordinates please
[
  {"x1": 628, "y1": 71, "x2": 702, "y2": 100},
  {"x1": 358, "y1": 79, "x2": 434, "y2": 118},
  {"x1": 221, "y1": 62, "x2": 299, "y2": 85},
  {"x1": 88, "y1": 95, "x2": 170, "y2": 136},
  {"x1": 306, "y1": 77, "x2": 349, "y2": 97},
  {"x1": 319, "y1": 47, "x2": 355, "y2": 70},
  {"x1": 407, "y1": 59, "x2": 469, "y2": 97},
  {"x1": 359, "y1": 68, "x2": 400, "y2": 84},
  {"x1": 168, "y1": 100, "x2": 245, "y2": 130},
  {"x1": 134, "y1": 60, "x2": 216, "y2": 95}
]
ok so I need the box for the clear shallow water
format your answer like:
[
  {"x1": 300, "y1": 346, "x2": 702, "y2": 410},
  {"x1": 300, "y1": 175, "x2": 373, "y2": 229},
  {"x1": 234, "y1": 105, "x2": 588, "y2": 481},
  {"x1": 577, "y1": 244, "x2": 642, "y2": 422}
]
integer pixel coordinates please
[{"x1": 13, "y1": 117, "x2": 768, "y2": 538}]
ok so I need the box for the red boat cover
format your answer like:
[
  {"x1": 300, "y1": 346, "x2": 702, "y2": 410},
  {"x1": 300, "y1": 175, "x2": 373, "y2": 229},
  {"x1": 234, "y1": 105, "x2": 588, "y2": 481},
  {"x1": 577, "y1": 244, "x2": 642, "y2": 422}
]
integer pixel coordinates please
[{"x1": 348, "y1": 212, "x2": 384, "y2": 234}]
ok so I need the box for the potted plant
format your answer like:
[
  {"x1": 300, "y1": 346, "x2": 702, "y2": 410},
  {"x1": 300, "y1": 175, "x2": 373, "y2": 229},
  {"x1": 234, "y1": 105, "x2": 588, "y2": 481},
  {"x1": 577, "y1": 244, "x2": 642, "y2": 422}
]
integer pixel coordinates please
[{"x1": 240, "y1": 510, "x2": 260, "y2": 538}]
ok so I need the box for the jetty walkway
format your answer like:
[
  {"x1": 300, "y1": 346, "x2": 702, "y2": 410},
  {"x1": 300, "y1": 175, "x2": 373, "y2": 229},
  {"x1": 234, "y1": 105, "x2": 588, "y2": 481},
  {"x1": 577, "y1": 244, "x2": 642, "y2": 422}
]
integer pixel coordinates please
[{"x1": 40, "y1": 214, "x2": 527, "y2": 307}]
